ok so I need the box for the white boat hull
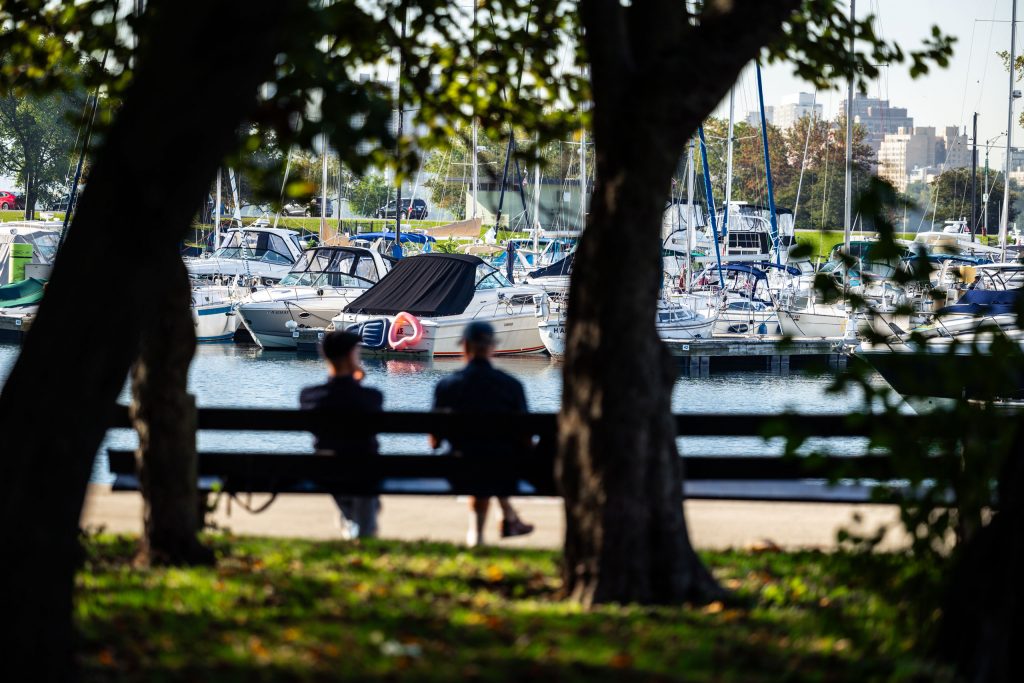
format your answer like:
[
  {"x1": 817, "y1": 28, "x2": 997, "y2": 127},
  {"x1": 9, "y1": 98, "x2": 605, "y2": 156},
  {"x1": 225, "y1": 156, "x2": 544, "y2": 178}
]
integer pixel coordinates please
[
  {"x1": 776, "y1": 308, "x2": 850, "y2": 338},
  {"x1": 192, "y1": 291, "x2": 241, "y2": 343},
  {"x1": 239, "y1": 292, "x2": 358, "y2": 350}
]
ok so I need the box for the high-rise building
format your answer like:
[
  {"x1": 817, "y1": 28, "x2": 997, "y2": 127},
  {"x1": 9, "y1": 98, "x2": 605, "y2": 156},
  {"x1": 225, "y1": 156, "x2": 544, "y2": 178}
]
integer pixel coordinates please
[
  {"x1": 772, "y1": 92, "x2": 823, "y2": 130},
  {"x1": 744, "y1": 107, "x2": 772, "y2": 127},
  {"x1": 878, "y1": 126, "x2": 972, "y2": 192},
  {"x1": 878, "y1": 126, "x2": 937, "y2": 192},
  {"x1": 839, "y1": 94, "x2": 914, "y2": 155}
]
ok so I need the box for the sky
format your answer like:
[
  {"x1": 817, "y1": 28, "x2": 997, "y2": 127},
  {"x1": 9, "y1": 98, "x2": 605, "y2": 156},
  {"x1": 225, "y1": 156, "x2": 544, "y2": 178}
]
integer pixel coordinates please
[{"x1": 724, "y1": 0, "x2": 1019, "y2": 165}]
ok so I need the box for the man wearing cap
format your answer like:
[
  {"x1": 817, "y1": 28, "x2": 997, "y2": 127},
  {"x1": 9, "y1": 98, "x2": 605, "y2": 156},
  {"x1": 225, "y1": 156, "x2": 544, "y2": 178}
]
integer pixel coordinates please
[
  {"x1": 431, "y1": 321, "x2": 535, "y2": 547},
  {"x1": 300, "y1": 329, "x2": 382, "y2": 539}
]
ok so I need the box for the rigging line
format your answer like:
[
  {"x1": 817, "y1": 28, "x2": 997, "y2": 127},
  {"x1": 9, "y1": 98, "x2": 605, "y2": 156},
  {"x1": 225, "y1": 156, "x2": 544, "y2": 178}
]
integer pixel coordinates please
[{"x1": 975, "y1": 1, "x2": 1001, "y2": 111}]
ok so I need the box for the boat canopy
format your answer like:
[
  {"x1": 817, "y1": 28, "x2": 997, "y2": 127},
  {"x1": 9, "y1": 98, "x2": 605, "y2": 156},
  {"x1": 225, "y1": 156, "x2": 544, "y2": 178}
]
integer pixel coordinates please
[
  {"x1": 344, "y1": 254, "x2": 482, "y2": 317},
  {"x1": 720, "y1": 263, "x2": 768, "y2": 280},
  {"x1": 353, "y1": 231, "x2": 436, "y2": 244},
  {"x1": 938, "y1": 287, "x2": 1023, "y2": 317},
  {"x1": 754, "y1": 261, "x2": 801, "y2": 276},
  {"x1": 528, "y1": 252, "x2": 574, "y2": 279}
]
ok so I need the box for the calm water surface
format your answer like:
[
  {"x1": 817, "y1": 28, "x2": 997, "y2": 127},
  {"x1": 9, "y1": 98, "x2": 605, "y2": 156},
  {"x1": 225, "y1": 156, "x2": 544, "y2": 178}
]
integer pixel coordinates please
[{"x1": 0, "y1": 344, "x2": 877, "y2": 483}]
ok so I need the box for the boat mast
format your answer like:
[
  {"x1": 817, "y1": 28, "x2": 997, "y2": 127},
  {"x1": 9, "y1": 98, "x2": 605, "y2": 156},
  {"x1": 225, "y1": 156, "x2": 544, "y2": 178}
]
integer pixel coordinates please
[
  {"x1": 685, "y1": 139, "x2": 696, "y2": 290},
  {"x1": 1001, "y1": 0, "x2": 1017, "y2": 261},
  {"x1": 532, "y1": 136, "x2": 541, "y2": 254},
  {"x1": 755, "y1": 63, "x2": 781, "y2": 265},
  {"x1": 394, "y1": 5, "x2": 407, "y2": 257},
  {"x1": 970, "y1": 112, "x2": 978, "y2": 242},
  {"x1": 698, "y1": 125, "x2": 726, "y2": 288},
  {"x1": 579, "y1": 115, "x2": 587, "y2": 231},
  {"x1": 844, "y1": 0, "x2": 855, "y2": 256},
  {"x1": 724, "y1": 86, "x2": 735, "y2": 240},
  {"x1": 320, "y1": 135, "x2": 328, "y2": 236},
  {"x1": 214, "y1": 167, "x2": 222, "y2": 250}
]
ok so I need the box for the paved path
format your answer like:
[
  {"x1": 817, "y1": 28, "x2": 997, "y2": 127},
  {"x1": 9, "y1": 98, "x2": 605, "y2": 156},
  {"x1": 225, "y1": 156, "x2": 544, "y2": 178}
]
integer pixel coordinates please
[{"x1": 83, "y1": 485, "x2": 908, "y2": 550}]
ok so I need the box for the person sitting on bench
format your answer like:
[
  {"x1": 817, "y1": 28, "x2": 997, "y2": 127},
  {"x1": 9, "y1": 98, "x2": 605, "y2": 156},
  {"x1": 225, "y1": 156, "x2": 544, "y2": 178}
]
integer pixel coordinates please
[
  {"x1": 431, "y1": 321, "x2": 534, "y2": 547},
  {"x1": 300, "y1": 329, "x2": 382, "y2": 539}
]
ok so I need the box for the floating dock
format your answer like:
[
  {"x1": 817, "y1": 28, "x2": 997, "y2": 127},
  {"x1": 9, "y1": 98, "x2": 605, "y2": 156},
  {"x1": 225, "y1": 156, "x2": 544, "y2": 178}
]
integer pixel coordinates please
[
  {"x1": 665, "y1": 335, "x2": 851, "y2": 374},
  {"x1": 0, "y1": 312, "x2": 32, "y2": 344}
]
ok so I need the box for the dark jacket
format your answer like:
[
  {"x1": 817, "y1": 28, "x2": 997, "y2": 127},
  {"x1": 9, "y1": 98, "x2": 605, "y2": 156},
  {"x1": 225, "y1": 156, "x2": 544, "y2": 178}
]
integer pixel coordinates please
[
  {"x1": 300, "y1": 375, "x2": 383, "y2": 456},
  {"x1": 432, "y1": 358, "x2": 528, "y2": 458}
]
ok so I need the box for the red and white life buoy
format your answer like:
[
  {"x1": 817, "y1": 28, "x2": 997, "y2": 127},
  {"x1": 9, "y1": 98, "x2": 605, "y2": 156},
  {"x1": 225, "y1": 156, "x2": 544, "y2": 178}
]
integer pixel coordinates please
[{"x1": 387, "y1": 311, "x2": 424, "y2": 351}]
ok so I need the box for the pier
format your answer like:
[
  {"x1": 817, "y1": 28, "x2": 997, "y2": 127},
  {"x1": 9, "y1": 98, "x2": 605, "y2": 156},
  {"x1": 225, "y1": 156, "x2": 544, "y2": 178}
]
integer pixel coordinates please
[{"x1": 665, "y1": 335, "x2": 851, "y2": 374}]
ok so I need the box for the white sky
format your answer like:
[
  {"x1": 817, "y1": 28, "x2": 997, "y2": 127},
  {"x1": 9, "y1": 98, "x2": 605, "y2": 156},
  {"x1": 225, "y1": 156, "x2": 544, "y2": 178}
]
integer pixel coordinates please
[{"x1": 722, "y1": 0, "x2": 1020, "y2": 166}]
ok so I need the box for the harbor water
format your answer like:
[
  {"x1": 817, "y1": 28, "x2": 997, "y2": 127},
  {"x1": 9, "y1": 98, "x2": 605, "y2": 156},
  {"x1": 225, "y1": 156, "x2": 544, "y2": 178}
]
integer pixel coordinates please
[{"x1": 0, "y1": 344, "x2": 879, "y2": 484}]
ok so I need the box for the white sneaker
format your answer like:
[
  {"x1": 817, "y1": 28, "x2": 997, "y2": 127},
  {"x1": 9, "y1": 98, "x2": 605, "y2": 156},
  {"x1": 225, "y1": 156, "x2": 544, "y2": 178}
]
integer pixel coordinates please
[{"x1": 466, "y1": 528, "x2": 483, "y2": 548}]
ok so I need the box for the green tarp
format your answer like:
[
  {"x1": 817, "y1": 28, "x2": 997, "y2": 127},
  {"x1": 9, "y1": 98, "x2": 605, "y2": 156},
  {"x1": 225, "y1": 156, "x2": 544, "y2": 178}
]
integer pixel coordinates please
[{"x1": 0, "y1": 277, "x2": 45, "y2": 308}]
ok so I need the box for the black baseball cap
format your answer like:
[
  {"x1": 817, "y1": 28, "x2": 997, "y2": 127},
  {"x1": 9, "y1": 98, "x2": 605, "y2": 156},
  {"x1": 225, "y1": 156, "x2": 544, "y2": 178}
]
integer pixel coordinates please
[{"x1": 320, "y1": 329, "x2": 362, "y2": 361}]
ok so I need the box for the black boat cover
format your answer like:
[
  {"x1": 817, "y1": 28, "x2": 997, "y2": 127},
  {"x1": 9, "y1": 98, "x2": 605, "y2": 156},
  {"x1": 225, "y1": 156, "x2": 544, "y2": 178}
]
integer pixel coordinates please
[
  {"x1": 344, "y1": 253, "x2": 483, "y2": 317},
  {"x1": 528, "y1": 252, "x2": 574, "y2": 279}
]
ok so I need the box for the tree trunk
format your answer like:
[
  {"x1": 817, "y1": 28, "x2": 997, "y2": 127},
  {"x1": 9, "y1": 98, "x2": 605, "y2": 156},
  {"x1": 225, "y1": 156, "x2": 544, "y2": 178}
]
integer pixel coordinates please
[
  {"x1": 0, "y1": 2, "x2": 291, "y2": 678},
  {"x1": 558, "y1": 0, "x2": 801, "y2": 606},
  {"x1": 23, "y1": 167, "x2": 33, "y2": 220},
  {"x1": 131, "y1": 252, "x2": 211, "y2": 567}
]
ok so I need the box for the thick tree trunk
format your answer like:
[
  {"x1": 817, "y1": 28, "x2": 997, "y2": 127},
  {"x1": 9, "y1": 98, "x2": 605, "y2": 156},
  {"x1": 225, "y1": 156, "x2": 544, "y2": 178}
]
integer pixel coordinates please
[
  {"x1": 0, "y1": 2, "x2": 291, "y2": 678},
  {"x1": 23, "y1": 168, "x2": 33, "y2": 220},
  {"x1": 131, "y1": 253, "x2": 211, "y2": 567},
  {"x1": 558, "y1": 0, "x2": 801, "y2": 606}
]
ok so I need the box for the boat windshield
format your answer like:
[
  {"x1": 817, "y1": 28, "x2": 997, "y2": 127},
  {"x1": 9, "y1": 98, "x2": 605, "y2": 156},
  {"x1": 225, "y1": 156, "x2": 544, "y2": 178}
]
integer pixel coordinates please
[
  {"x1": 214, "y1": 231, "x2": 294, "y2": 265},
  {"x1": 278, "y1": 248, "x2": 379, "y2": 288},
  {"x1": 475, "y1": 263, "x2": 514, "y2": 289}
]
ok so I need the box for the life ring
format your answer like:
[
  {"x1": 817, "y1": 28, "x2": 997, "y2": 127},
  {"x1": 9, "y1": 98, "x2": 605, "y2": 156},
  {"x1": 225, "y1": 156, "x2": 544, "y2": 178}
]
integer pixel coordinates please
[{"x1": 387, "y1": 311, "x2": 424, "y2": 351}]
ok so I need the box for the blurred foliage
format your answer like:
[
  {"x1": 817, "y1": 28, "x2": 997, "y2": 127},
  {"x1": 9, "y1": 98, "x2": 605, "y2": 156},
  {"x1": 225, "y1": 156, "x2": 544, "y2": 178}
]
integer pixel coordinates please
[
  {"x1": 75, "y1": 533, "x2": 949, "y2": 681},
  {"x1": 0, "y1": 0, "x2": 585, "y2": 211},
  {"x1": 771, "y1": 177, "x2": 1024, "y2": 562}
]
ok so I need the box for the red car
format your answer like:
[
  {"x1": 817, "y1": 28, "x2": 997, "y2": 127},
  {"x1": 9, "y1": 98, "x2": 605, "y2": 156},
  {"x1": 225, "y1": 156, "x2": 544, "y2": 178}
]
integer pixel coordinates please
[{"x1": 0, "y1": 190, "x2": 17, "y2": 210}]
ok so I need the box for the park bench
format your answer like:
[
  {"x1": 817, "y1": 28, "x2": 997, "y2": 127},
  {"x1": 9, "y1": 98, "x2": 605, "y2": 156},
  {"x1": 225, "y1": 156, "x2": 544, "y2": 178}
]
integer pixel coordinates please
[{"x1": 105, "y1": 407, "x2": 950, "y2": 504}]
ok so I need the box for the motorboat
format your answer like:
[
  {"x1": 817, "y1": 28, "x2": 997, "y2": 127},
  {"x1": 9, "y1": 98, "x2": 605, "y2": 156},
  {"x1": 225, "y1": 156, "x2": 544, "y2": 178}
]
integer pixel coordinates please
[
  {"x1": 185, "y1": 226, "x2": 305, "y2": 284},
  {"x1": 238, "y1": 246, "x2": 392, "y2": 349},
  {"x1": 184, "y1": 225, "x2": 307, "y2": 343},
  {"x1": 535, "y1": 293, "x2": 716, "y2": 358},
  {"x1": 524, "y1": 250, "x2": 574, "y2": 294},
  {"x1": 856, "y1": 328, "x2": 1024, "y2": 408},
  {"x1": 333, "y1": 253, "x2": 545, "y2": 356}
]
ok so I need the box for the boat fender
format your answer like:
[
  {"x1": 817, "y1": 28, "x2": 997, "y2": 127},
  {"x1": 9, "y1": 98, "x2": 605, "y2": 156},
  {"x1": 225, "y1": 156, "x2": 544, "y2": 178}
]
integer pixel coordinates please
[{"x1": 388, "y1": 311, "x2": 424, "y2": 351}]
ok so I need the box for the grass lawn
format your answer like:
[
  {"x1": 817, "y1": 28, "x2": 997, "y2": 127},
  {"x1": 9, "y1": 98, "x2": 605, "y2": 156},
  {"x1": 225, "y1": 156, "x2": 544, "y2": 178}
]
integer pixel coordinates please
[
  {"x1": 0, "y1": 209, "x2": 66, "y2": 222},
  {"x1": 76, "y1": 534, "x2": 947, "y2": 682}
]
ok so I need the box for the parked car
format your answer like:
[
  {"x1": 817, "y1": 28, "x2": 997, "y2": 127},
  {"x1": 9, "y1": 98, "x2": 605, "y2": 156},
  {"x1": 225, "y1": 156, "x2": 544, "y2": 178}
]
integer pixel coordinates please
[
  {"x1": 281, "y1": 200, "x2": 307, "y2": 217},
  {"x1": 0, "y1": 190, "x2": 17, "y2": 210},
  {"x1": 374, "y1": 198, "x2": 428, "y2": 220},
  {"x1": 305, "y1": 197, "x2": 335, "y2": 218}
]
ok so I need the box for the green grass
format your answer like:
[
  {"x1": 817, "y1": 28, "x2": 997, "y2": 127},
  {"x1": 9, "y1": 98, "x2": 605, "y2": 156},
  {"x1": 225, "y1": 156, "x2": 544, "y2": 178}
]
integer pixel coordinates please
[
  {"x1": 75, "y1": 534, "x2": 947, "y2": 682},
  {"x1": 794, "y1": 230, "x2": 1002, "y2": 260},
  {"x1": 0, "y1": 209, "x2": 66, "y2": 222}
]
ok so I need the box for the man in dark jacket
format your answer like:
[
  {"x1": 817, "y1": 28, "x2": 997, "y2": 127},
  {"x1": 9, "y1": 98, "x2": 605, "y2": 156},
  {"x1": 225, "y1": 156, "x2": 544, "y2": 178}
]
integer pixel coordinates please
[
  {"x1": 300, "y1": 330, "x2": 382, "y2": 538},
  {"x1": 432, "y1": 321, "x2": 534, "y2": 547}
]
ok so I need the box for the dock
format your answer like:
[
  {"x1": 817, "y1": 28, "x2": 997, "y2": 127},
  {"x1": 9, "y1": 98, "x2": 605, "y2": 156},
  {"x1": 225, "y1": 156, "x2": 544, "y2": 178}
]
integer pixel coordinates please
[
  {"x1": 665, "y1": 335, "x2": 851, "y2": 374},
  {"x1": 0, "y1": 312, "x2": 32, "y2": 344}
]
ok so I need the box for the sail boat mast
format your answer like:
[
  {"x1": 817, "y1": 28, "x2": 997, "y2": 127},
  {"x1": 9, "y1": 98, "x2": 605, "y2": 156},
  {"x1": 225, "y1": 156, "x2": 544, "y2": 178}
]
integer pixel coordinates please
[
  {"x1": 724, "y1": 86, "x2": 735, "y2": 240},
  {"x1": 844, "y1": 0, "x2": 855, "y2": 253},
  {"x1": 1001, "y1": 0, "x2": 1018, "y2": 260}
]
